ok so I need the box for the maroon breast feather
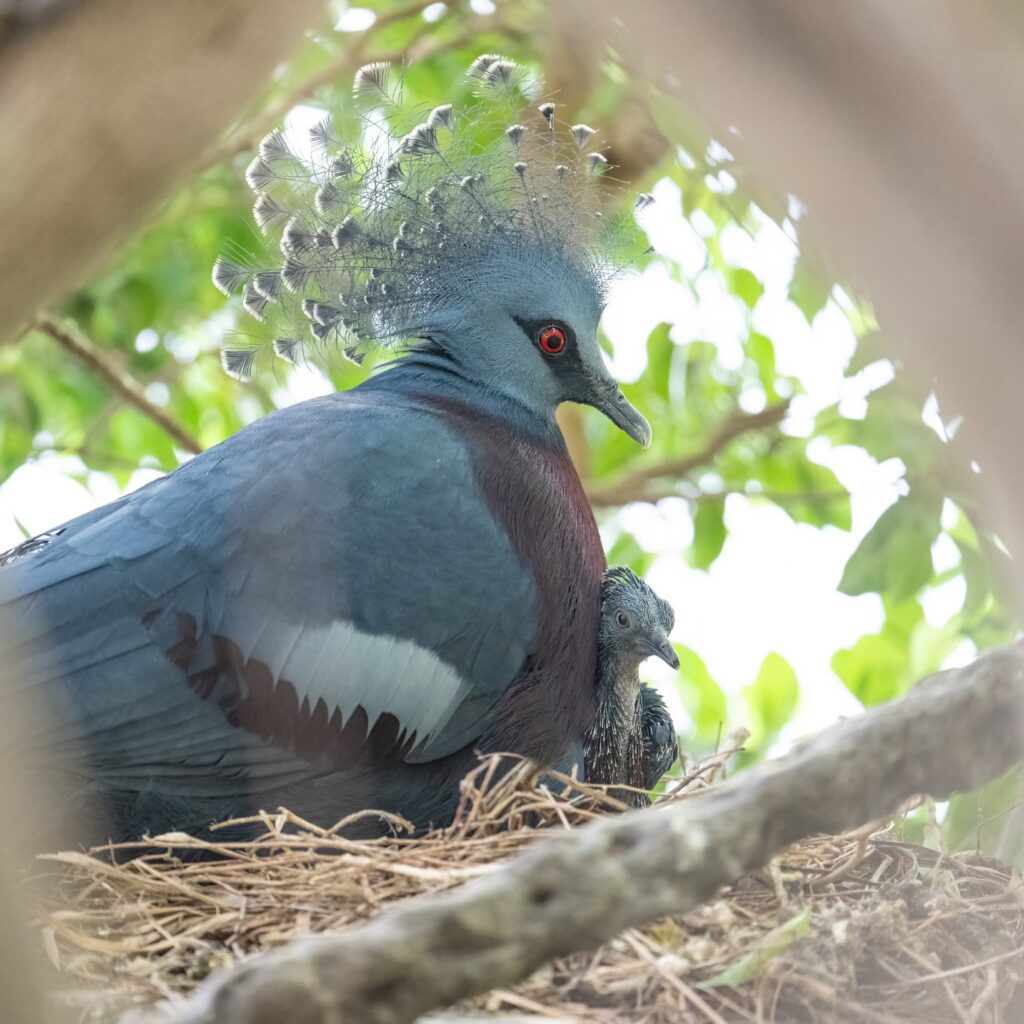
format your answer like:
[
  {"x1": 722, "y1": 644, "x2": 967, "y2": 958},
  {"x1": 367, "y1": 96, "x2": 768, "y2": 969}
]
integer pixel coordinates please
[{"x1": 430, "y1": 398, "x2": 606, "y2": 765}]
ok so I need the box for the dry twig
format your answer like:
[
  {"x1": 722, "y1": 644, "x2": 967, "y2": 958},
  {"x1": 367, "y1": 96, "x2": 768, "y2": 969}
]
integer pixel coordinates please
[
  {"x1": 33, "y1": 314, "x2": 202, "y2": 454},
  {"x1": 38, "y1": 706, "x2": 1024, "y2": 1024}
]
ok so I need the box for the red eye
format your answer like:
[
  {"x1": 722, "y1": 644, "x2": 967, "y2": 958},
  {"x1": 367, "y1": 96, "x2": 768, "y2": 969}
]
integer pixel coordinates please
[{"x1": 538, "y1": 325, "x2": 567, "y2": 355}]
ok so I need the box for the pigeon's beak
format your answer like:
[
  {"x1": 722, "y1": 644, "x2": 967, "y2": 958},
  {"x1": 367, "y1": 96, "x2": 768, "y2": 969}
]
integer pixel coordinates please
[
  {"x1": 587, "y1": 378, "x2": 652, "y2": 449},
  {"x1": 645, "y1": 635, "x2": 680, "y2": 670}
]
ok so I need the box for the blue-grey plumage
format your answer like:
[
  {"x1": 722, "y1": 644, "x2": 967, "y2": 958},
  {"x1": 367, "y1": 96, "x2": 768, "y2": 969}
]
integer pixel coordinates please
[
  {"x1": 0, "y1": 55, "x2": 654, "y2": 843},
  {"x1": 1, "y1": 384, "x2": 529, "y2": 831},
  {"x1": 584, "y1": 566, "x2": 679, "y2": 807}
]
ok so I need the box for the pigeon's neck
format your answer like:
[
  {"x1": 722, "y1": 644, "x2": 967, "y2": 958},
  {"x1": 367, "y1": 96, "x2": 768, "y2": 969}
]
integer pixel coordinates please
[{"x1": 369, "y1": 350, "x2": 564, "y2": 449}]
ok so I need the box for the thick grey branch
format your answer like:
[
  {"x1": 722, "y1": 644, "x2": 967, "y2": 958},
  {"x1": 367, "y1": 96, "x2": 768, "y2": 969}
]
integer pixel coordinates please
[{"x1": 165, "y1": 643, "x2": 1024, "y2": 1024}]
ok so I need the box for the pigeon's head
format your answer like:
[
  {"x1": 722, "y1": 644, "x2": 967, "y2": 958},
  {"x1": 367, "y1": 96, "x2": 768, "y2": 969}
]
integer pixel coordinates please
[
  {"x1": 213, "y1": 54, "x2": 653, "y2": 447},
  {"x1": 420, "y1": 243, "x2": 650, "y2": 446},
  {"x1": 598, "y1": 566, "x2": 679, "y2": 673}
]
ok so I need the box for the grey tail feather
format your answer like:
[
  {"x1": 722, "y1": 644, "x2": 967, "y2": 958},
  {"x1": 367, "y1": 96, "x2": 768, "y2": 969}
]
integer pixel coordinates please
[
  {"x1": 506, "y1": 124, "x2": 526, "y2": 148},
  {"x1": 252, "y1": 271, "x2": 283, "y2": 300},
  {"x1": 259, "y1": 129, "x2": 294, "y2": 161},
  {"x1": 466, "y1": 53, "x2": 504, "y2": 80},
  {"x1": 245, "y1": 156, "x2": 277, "y2": 193},
  {"x1": 427, "y1": 104, "x2": 454, "y2": 130},
  {"x1": 242, "y1": 283, "x2": 269, "y2": 322},
  {"x1": 314, "y1": 183, "x2": 345, "y2": 216},
  {"x1": 571, "y1": 123, "x2": 596, "y2": 148},
  {"x1": 400, "y1": 123, "x2": 439, "y2": 156}
]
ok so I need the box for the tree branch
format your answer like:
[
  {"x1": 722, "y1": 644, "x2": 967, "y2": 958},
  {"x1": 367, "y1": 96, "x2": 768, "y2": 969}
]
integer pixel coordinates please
[
  {"x1": 0, "y1": 0, "x2": 327, "y2": 341},
  {"x1": 581, "y1": 0, "x2": 1024, "y2": 607},
  {"x1": 626, "y1": 486, "x2": 849, "y2": 508},
  {"x1": 162, "y1": 643, "x2": 1024, "y2": 1024},
  {"x1": 34, "y1": 314, "x2": 202, "y2": 455},
  {"x1": 587, "y1": 400, "x2": 790, "y2": 507}
]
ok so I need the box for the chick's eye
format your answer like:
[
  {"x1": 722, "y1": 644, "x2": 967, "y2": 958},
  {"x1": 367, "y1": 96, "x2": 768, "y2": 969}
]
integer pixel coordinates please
[
  {"x1": 538, "y1": 325, "x2": 567, "y2": 355},
  {"x1": 615, "y1": 611, "x2": 630, "y2": 628}
]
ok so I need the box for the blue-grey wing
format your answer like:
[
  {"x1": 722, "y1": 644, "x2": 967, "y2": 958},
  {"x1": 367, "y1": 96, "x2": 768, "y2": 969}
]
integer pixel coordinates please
[
  {"x1": 0, "y1": 393, "x2": 537, "y2": 796},
  {"x1": 639, "y1": 685, "x2": 677, "y2": 790}
]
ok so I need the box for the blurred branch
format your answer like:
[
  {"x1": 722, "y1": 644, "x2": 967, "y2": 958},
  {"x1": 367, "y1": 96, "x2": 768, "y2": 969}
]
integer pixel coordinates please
[
  {"x1": 584, "y1": 0, "x2": 1024, "y2": 607},
  {"x1": 0, "y1": 0, "x2": 327, "y2": 341},
  {"x1": 164, "y1": 643, "x2": 1024, "y2": 1024},
  {"x1": 34, "y1": 314, "x2": 202, "y2": 455},
  {"x1": 587, "y1": 400, "x2": 790, "y2": 507},
  {"x1": 542, "y1": 5, "x2": 669, "y2": 187},
  {"x1": 638, "y1": 486, "x2": 848, "y2": 508}
]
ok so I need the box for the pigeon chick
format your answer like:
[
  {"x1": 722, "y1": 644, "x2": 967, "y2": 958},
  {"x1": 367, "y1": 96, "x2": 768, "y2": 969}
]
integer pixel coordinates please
[{"x1": 584, "y1": 566, "x2": 679, "y2": 807}]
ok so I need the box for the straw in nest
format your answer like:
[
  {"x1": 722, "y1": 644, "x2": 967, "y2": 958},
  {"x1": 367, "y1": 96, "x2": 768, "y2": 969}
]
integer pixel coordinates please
[{"x1": 33, "y1": 741, "x2": 1024, "y2": 1024}]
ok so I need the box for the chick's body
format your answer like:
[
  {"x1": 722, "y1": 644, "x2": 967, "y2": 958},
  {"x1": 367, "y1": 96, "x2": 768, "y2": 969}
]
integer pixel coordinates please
[{"x1": 584, "y1": 567, "x2": 679, "y2": 806}]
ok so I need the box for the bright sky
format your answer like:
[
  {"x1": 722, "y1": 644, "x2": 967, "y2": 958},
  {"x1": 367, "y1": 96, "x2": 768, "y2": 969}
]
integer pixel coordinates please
[{"x1": 0, "y1": 168, "x2": 967, "y2": 751}]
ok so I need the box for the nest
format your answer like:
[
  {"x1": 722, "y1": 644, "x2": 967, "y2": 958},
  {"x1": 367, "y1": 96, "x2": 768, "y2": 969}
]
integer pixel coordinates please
[{"x1": 35, "y1": 743, "x2": 1024, "y2": 1024}]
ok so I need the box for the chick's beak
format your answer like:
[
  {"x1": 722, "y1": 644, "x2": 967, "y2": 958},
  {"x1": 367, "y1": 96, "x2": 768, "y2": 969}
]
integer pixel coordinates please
[
  {"x1": 587, "y1": 379, "x2": 652, "y2": 449},
  {"x1": 649, "y1": 636, "x2": 680, "y2": 670}
]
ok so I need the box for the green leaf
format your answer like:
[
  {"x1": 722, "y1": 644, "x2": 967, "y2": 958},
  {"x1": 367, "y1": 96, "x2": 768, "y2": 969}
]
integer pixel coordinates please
[
  {"x1": 645, "y1": 322, "x2": 675, "y2": 402},
  {"x1": 747, "y1": 331, "x2": 777, "y2": 391},
  {"x1": 908, "y1": 618, "x2": 962, "y2": 679},
  {"x1": 943, "y1": 767, "x2": 1024, "y2": 863},
  {"x1": 744, "y1": 652, "x2": 799, "y2": 742},
  {"x1": 953, "y1": 540, "x2": 989, "y2": 620},
  {"x1": 823, "y1": 384, "x2": 944, "y2": 475},
  {"x1": 729, "y1": 267, "x2": 764, "y2": 310},
  {"x1": 838, "y1": 491, "x2": 942, "y2": 601},
  {"x1": 788, "y1": 258, "x2": 830, "y2": 324},
  {"x1": 606, "y1": 532, "x2": 654, "y2": 578},
  {"x1": 688, "y1": 499, "x2": 726, "y2": 570},
  {"x1": 832, "y1": 600, "x2": 924, "y2": 705},
  {"x1": 701, "y1": 907, "x2": 811, "y2": 988},
  {"x1": 675, "y1": 645, "x2": 728, "y2": 744},
  {"x1": 746, "y1": 445, "x2": 851, "y2": 530}
]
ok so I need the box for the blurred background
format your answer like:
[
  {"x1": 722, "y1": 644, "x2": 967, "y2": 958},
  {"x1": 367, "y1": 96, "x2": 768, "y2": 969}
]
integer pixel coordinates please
[{"x1": 0, "y1": 0, "x2": 1019, "y2": 862}]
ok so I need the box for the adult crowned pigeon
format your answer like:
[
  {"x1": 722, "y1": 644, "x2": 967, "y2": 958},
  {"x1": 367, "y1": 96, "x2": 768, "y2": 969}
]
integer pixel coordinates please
[
  {"x1": 0, "y1": 56, "x2": 654, "y2": 842},
  {"x1": 584, "y1": 566, "x2": 679, "y2": 807}
]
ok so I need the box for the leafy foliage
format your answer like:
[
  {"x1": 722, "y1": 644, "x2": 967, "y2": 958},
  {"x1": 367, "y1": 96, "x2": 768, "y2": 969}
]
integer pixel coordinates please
[{"x1": 0, "y1": 0, "x2": 1017, "y2": 858}]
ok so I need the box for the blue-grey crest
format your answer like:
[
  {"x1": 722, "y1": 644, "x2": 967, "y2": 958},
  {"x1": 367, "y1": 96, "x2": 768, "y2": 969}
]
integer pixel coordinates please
[{"x1": 212, "y1": 53, "x2": 655, "y2": 446}]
